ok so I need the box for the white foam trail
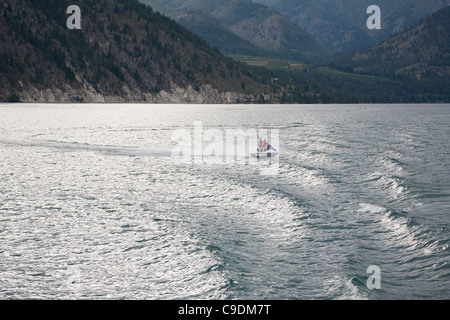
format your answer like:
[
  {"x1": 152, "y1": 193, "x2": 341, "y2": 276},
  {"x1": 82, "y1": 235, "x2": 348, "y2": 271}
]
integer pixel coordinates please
[
  {"x1": 344, "y1": 279, "x2": 368, "y2": 300},
  {"x1": 0, "y1": 138, "x2": 173, "y2": 157},
  {"x1": 108, "y1": 146, "x2": 173, "y2": 157},
  {"x1": 357, "y1": 203, "x2": 438, "y2": 256},
  {"x1": 357, "y1": 203, "x2": 386, "y2": 214}
]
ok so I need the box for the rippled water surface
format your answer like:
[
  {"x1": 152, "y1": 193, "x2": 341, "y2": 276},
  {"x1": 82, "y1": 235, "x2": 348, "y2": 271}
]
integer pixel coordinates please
[{"x1": 1, "y1": 103, "x2": 449, "y2": 299}]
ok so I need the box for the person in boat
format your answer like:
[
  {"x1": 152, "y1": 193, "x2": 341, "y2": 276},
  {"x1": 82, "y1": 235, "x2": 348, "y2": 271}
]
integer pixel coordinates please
[
  {"x1": 258, "y1": 138, "x2": 263, "y2": 152},
  {"x1": 262, "y1": 139, "x2": 268, "y2": 152}
]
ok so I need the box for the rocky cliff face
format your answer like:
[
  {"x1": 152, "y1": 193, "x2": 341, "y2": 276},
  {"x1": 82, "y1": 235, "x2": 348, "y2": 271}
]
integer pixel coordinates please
[
  {"x1": 16, "y1": 83, "x2": 272, "y2": 104},
  {"x1": 0, "y1": 0, "x2": 279, "y2": 103}
]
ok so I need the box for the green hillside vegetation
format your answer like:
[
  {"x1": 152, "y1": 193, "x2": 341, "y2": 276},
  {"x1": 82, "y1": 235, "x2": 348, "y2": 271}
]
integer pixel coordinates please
[
  {"x1": 233, "y1": 58, "x2": 449, "y2": 104},
  {"x1": 228, "y1": 55, "x2": 306, "y2": 70}
]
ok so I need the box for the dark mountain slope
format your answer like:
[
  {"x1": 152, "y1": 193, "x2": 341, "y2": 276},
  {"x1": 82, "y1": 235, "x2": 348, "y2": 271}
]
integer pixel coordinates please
[
  {"x1": 139, "y1": 0, "x2": 330, "y2": 62},
  {"x1": 172, "y1": 10, "x2": 265, "y2": 56},
  {"x1": 0, "y1": 0, "x2": 279, "y2": 103},
  {"x1": 269, "y1": 0, "x2": 450, "y2": 52},
  {"x1": 333, "y1": 6, "x2": 450, "y2": 78}
]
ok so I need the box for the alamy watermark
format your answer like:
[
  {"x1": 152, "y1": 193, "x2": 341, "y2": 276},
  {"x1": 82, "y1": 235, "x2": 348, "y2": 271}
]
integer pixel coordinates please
[
  {"x1": 367, "y1": 5, "x2": 381, "y2": 30},
  {"x1": 67, "y1": 5, "x2": 81, "y2": 30},
  {"x1": 65, "y1": 4, "x2": 379, "y2": 31},
  {"x1": 367, "y1": 265, "x2": 381, "y2": 290},
  {"x1": 171, "y1": 122, "x2": 280, "y2": 176}
]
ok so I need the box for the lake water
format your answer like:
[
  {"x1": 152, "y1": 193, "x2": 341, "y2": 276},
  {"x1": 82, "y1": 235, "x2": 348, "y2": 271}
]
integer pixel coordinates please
[{"x1": 0, "y1": 103, "x2": 449, "y2": 300}]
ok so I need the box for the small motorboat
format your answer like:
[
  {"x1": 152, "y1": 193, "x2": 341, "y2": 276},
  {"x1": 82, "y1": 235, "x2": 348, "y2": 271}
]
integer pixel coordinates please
[{"x1": 250, "y1": 146, "x2": 278, "y2": 158}]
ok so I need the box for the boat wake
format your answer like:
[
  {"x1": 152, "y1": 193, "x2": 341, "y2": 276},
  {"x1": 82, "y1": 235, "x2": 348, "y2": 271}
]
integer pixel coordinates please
[{"x1": 0, "y1": 138, "x2": 173, "y2": 157}]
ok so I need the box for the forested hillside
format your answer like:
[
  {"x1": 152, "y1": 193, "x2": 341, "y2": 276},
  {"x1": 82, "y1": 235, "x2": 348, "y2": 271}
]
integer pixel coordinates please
[
  {"x1": 1, "y1": 0, "x2": 449, "y2": 104},
  {"x1": 332, "y1": 6, "x2": 450, "y2": 78},
  {"x1": 0, "y1": 0, "x2": 279, "y2": 102},
  {"x1": 263, "y1": 0, "x2": 450, "y2": 52}
]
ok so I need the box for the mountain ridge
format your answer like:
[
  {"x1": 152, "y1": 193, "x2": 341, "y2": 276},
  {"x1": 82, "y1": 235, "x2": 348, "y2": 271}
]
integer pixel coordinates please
[
  {"x1": 1, "y1": 0, "x2": 449, "y2": 104},
  {"x1": 0, "y1": 0, "x2": 281, "y2": 103},
  {"x1": 138, "y1": 0, "x2": 330, "y2": 62},
  {"x1": 332, "y1": 6, "x2": 450, "y2": 78},
  {"x1": 260, "y1": 0, "x2": 450, "y2": 52}
]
